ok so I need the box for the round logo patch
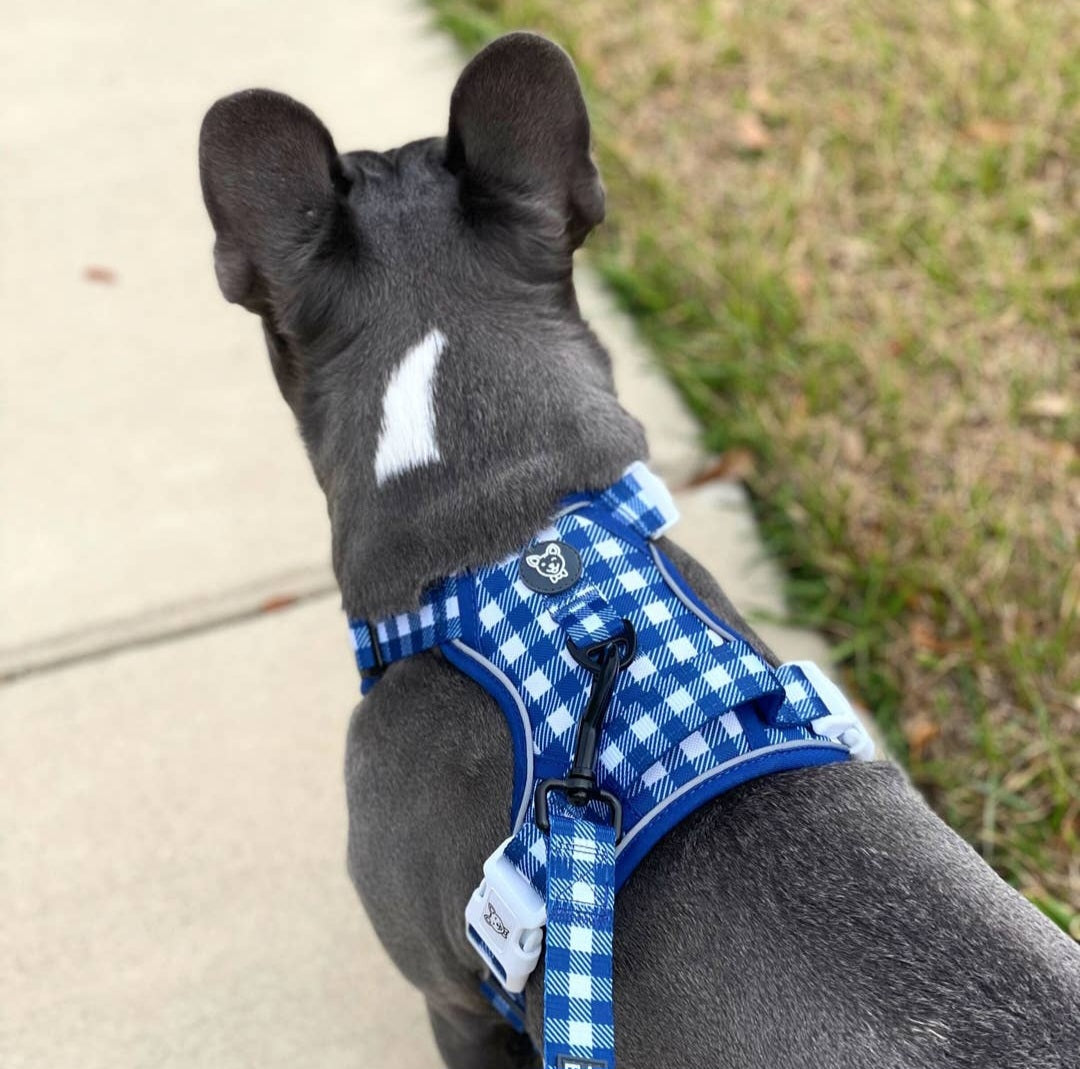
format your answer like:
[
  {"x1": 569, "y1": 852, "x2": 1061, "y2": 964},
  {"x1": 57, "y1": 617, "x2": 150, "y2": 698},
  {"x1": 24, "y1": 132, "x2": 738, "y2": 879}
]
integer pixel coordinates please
[{"x1": 519, "y1": 539, "x2": 581, "y2": 595}]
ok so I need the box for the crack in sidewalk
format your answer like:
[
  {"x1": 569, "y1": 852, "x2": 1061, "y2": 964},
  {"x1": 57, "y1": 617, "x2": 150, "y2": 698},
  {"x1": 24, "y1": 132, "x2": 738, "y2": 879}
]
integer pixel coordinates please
[{"x1": 0, "y1": 567, "x2": 338, "y2": 685}]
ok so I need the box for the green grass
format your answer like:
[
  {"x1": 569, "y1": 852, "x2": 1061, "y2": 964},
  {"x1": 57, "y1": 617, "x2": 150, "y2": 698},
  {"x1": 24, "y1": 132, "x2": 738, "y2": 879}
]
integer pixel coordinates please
[{"x1": 431, "y1": 0, "x2": 1080, "y2": 934}]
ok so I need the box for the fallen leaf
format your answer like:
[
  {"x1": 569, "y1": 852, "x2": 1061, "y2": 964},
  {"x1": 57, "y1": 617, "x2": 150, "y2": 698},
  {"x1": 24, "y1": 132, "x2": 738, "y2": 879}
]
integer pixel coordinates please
[
  {"x1": 1025, "y1": 392, "x2": 1070, "y2": 419},
  {"x1": 903, "y1": 715, "x2": 941, "y2": 758},
  {"x1": 965, "y1": 119, "x2": 1014, "y2": 145},
  {"x1": 909, "y1": 618, "x2": 947, "y2": 654},
  {"x1": 735, "y1": 113, "x2": 771, "y2": 152},
  {"x1": 688, "y1": 449, "x2": 757, "y2": 485},
  {"x1": 83, "y1": 265, "x2": 117, "y2": 284}
]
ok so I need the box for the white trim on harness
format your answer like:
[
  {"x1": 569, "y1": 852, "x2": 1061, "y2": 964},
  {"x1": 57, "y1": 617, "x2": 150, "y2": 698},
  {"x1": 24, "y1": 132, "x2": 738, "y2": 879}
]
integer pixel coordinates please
[{"x1": 625, "y1": 461, "x2": 680, "y2": 537}]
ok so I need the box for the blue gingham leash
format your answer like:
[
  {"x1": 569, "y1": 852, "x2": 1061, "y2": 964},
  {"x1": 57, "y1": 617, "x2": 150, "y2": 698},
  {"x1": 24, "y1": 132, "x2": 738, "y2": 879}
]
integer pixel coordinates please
[
  {"x1": 469, "y1": 581, "x2": 626, "y2": 1068},
  {"x1": 529, "y1": 589, "x2": 625, "y2": 1068},
  {"x1": 538, "y1": 796, "x2": 617, "y2": 1069},
  {"x1": 469, "y1": 796, "x2": 619, "y2": 1069}
]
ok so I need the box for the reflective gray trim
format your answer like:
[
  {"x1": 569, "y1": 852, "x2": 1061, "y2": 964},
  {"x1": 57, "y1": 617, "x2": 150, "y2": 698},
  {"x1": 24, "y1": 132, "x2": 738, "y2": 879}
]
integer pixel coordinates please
[
  {"x1": 648, "y1": 542, "x2": 738, "y2": 642},
  {"x1": 449, "y1": 638, "x2": 536, "y2": 833},
  {"x1": 550, "y1": 499, "x2": 590, "y2": 521},
  {"x1": 615, "y1": 739, "x2": 848, "y2": 859}
]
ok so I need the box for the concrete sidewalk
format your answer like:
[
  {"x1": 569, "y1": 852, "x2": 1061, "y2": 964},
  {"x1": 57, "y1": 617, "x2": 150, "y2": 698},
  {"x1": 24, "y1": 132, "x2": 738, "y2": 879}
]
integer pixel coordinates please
[{"x1": 2, "y1": 3, "x2": 832, "y2": 1067}]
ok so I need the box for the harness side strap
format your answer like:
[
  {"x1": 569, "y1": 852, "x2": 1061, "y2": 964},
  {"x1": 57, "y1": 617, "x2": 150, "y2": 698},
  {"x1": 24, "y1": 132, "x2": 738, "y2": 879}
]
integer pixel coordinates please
[
  {"x1": 347, "y1": 579, "x2": 465, "y2": 687},
  {"x1": 774, "y1": 662, "x2": 876, "y2": 760},
  {"x1": 598, "y1": 461, "x2": 679, "y2": 540}
]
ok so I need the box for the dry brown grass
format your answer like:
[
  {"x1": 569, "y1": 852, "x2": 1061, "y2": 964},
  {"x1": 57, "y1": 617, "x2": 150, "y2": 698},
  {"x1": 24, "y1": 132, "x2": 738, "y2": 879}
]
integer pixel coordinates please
[{"x1": 434, "y1": 0, "x2": 1080, "y2": 929}]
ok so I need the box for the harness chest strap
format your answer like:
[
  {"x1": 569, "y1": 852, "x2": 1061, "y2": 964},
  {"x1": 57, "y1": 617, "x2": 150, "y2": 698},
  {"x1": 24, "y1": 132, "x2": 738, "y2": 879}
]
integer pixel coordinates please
[{"x1": 347, "y1": 464, "x2": 681, "y2": 685}]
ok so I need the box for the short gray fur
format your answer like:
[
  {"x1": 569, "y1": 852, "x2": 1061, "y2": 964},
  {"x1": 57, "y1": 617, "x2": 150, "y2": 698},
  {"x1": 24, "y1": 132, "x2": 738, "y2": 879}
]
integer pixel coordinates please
[{"x1": 199, "y1": 31, "x2": 1080, "y2": 1069}]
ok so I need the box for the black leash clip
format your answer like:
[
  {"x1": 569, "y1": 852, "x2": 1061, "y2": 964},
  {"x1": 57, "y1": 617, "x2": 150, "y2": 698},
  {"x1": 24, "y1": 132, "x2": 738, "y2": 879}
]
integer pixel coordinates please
[{"x1": 534, "y1": 620, "x2": 636, "y2": 842}]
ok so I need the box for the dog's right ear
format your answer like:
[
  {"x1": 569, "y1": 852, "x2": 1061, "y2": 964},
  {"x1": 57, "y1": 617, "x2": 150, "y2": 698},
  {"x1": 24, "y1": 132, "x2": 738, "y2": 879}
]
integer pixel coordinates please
[
  {"x1": 446, "y1": 32, "x2": 604, "y2": 249},
  {"x1": 199, "y1": 89, "x2": 346, "y2": 311}
]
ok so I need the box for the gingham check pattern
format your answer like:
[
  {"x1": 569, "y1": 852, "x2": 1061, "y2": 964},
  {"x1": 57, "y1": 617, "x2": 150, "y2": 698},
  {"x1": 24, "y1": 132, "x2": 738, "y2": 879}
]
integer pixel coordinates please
[
  {"x1": 346, "y1": 461, "x2": 671, "y2": 683},
  {"x1": 469, "y1": 509, "x2": 809, "y2": 833},
  {"x1": 773, "y1": 663, "x2": 835, "y2": 724},
  {"x1": 348, "y1": 588, "x2": 464, "y2": 690},
  {"x1": 549, "y1": 582, "x2": 627, "y2": 649},
  {"x1": 596, "y1": 460, "x2": 678, "y2": 540},
  {"x1": 541, "y1": 796, "x2": 617, "y2": 1069},
  {"x1": 501, "y1": 809, "x2": 555, "y2": 897}
]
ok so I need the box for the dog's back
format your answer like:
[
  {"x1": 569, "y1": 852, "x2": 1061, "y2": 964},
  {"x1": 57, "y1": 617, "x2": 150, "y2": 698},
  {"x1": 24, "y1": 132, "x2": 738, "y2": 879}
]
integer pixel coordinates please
[{"x1": 347, "y1": 545, "x2": 1080, "y2": 1068}]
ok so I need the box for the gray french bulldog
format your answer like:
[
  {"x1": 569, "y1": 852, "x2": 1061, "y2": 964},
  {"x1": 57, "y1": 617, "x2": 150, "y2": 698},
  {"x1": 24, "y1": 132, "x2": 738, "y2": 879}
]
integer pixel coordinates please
[{"x1": 199, "y1": 31, "x2": 1080, "y2": 1069}]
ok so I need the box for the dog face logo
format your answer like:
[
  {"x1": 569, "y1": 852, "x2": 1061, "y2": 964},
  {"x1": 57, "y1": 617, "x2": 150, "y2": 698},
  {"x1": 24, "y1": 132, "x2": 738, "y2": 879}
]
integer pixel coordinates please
[
  {"x1": 519, "y1": 539, "x2": 582, "y2": 595},
  {"x1": 526, "y1": 543, "x2": 569, "y2": 585},
  {"x1": 483, "y1": 902, "x2": 510, "y2": 940}
]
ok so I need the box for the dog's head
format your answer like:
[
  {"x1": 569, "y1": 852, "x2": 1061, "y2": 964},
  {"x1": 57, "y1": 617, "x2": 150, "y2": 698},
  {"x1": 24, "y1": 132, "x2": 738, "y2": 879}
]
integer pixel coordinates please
[{"x1": 199, "y1": 32, "x2": 645, "y2": 616}]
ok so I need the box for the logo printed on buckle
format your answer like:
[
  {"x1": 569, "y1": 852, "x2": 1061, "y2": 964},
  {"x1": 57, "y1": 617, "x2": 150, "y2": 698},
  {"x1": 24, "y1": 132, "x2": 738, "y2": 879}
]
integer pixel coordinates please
[
  {"x1": 483, "y1": 902, "x2": 510, "y2": 939},
  {"x1": 556, "y1": 1058, "x2": 609, "y2": 1069}
]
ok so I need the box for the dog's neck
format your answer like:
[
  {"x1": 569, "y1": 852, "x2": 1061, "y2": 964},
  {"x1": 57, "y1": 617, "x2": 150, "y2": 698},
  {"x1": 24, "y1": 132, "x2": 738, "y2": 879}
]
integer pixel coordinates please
[{"x1": 314, "y1": 308, "x2": 648, "y2": 620}]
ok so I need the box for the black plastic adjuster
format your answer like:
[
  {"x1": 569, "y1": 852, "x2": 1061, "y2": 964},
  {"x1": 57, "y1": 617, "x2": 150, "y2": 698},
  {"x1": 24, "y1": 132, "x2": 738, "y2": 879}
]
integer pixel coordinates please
[{"x1": 360, "y1": 621, "x2": 386, "y2": 679}]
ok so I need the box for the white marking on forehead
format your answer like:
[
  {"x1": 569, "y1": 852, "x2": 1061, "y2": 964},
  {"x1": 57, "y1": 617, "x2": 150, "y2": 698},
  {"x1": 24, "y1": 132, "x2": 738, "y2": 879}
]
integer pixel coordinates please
[{"x1": 373, "y1": 328, "x2": 447, "y2": 486}]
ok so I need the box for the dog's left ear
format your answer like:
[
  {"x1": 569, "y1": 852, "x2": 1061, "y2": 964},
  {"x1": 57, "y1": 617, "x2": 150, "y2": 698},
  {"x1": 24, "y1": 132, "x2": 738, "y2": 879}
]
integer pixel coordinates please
[
  {"x1": 199, "y1": 89, "x2": 347, "y2": 311},
  {"x1": 446, "y1": 32, "x2": 604, "y2": 249}
]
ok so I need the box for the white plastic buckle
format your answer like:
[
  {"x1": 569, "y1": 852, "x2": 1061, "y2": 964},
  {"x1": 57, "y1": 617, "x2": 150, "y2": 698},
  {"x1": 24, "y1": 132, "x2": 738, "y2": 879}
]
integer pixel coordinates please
[
  {"x1": 465, "y1": 840, "x2": 546, "y2": 994},
  {"x1": 791, "y1": 661, "x2": 876, "y2": 762}
]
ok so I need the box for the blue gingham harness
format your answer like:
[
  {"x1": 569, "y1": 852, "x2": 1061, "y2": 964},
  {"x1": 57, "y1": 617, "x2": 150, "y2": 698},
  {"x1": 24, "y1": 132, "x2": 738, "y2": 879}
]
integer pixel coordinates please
[{"x1": 349, "y1": 463, "x2": 872, "y2": 1069}]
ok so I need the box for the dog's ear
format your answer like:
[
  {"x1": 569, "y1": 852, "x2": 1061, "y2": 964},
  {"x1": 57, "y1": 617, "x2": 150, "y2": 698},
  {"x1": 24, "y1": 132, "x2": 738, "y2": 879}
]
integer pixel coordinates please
[
  {"x1": 446, "y1": 32, "x2": 604, "y2": 249},
  {"x1": 199, "y1": 89, "x2": 346, "y2": 311}
]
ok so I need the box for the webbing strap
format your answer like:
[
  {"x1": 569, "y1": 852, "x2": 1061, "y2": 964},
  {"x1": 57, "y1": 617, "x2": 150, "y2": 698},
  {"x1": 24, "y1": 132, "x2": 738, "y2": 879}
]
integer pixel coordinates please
[
  {"x1": 478, "y1": 978, "x2": 527, "y2": 1034},
  {"x1": 775, "y1": 661, "x2": 876, "y2": 760},
  {"x1": 550, "y1": 582, "x2": 627, "y2": 649},
  {"x1": 541, "y1": 797, "x2": 618, "y2": 1069},
  {"x1": 596, "y1": 460, "x2": 679, "y2": 540},
  {"x1": 348, "y1": 581, "x2": 464, "y2": 682}
]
